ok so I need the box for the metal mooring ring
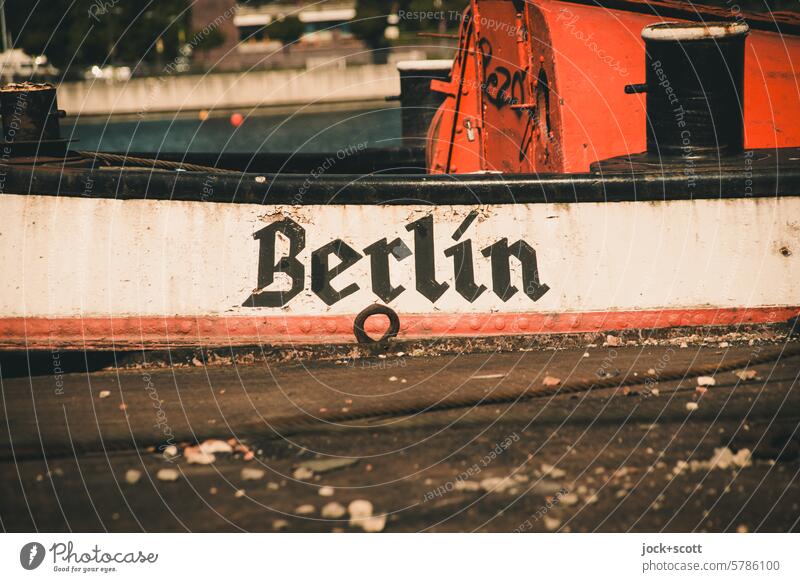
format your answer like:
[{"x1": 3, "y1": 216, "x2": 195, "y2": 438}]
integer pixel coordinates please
[{"x1": 354, "y1": 304, "x2": 400, "y2": 345}]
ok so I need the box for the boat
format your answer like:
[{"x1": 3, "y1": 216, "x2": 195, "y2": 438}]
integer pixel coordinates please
[{"x1": 0, "y1": 0, "x2": 798, "y2": 352}]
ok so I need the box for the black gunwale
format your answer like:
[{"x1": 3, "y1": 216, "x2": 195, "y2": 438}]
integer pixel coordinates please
[{"x1": 1, "y1": 147, "x2": 799, "y2": 206}]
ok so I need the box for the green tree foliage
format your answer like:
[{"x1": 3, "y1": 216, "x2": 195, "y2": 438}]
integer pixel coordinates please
[{"x1": 4, "y1": 0, "x2": 190, "y2": 70}]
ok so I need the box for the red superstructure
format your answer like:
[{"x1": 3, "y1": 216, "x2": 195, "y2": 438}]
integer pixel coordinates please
[{"x1": 427, "y1": 0, "x2": 800, "y2": 174}]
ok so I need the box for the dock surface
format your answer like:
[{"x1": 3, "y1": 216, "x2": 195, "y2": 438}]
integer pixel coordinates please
[{"x1": 2, "y1": 340, "x2": 798, "y2": 532}]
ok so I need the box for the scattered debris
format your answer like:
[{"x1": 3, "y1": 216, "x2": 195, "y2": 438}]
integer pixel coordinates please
[
  {"x1": 272, "y1": 519, "x2": 289, "y2": 531},
  {"x1": 480, "y1": 476, "x2": 515, "y2": 493},
  {"x1": 199, "y1": 439, "x2": 234, "y2": 455},
  {"x1": 348, "y1": 499, "x2": 373, "y2": 521},
  {"x1": 241, "y1": 468, "x2": 265, "y2": 481},
  {"x1": 293, "y1": 467, "x2": 314, "y2": 480},
  {"x1": 156, "y1": 468, "x2": 180, "y2": 482},
  {"x1": 162, "y1": 445, "x2": 179, "y2": 459},
  {"x1": 530, "y1": 480, "x2": 565, "y2": 495},
  {"x1": 543, "y1": 516, "x2": 561, "y2": 531},
  {"x1": 542, "y1": 376, "x2": 561, "y2": 387},
  {"x1": 560, "y1": 493, "x2": 579, "y2": 506},
  {"x1": 454, "y1": 480, "x2": 482, "y2": 492},
  {"x1": 209, "y1": 487, "x2": 218, "y2": 495},
  {"x1": 185, "y1": 446, "x2": 215, "y2": 465},
  {"x1": 650, "y1": 388, "x2": 660, "y2": 396},
  {"x1": 540, "y1": 463, "x2": 566, "y2": 479},
  {"x1": 686, "y1": 402, "x2": 699, "y2": 411},
  {"x1": 389, "y1": 376, "x2": 398, "y2": 382},
  {"x1": 298, "y1": 457, "x2": 359, "y2": 474},
  {"x1": 234, "y1": 489, "x2": 246, "y2": 498},
  {"x1": 318, "y1": 486, "x2": 335, "y2": 497},
  {"x1": 295, "y1": 504, "x2": 315, "y2": 515},
  {"x1": 697, "y1": 376, "x2": 716, "y2": 387},
  {"x1": 321, "y1": 502, "x2": 347, "y2": 519},
  {"x1": 124, "y1": 469, "x2": 142, "y2": 485},
  {"x1": 470, "y1": 373, "x2": 506, "y2": 380},
  {"x1": 605, "y1": 335, "x2": 621, "y2": 347},
  {"x1": 361, "y1": 515, "x2": 387, "y2": 532},
  {"x1": 673, "y1": 448, "x2": 752, "y2": 476},
  {"x1": 736, "y1": 524, "x2": 748, "y2": 533},
  {"x1": 346, "y1": 499, "x2": 385, "y2": 531},
  {"x1": 695, "y1": 447, "x2": 752, "y2": 471},
  {"x1": 99, "y1": 390, "x2": 111, "y2": 399},
  {"x1": 734, "y1": 369, "x2": 758, "y2": 381},
  {"x1": 647, "y1": 368, "x2": 657, "y2": 375}
]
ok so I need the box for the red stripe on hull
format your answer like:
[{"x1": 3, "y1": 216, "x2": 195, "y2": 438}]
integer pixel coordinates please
[{"x1": 0, "y1": 307, "x2": 797, "y2": 350}]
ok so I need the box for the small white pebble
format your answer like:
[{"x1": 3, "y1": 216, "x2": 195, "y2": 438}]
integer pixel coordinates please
[
  {"x1": 318, "y1": 485, "x2": 335, "y2": 497},
  {"x1": 234, "y1": 489, "x2": 246, "y2": 498},
  {"x1": 295, "y1": 504, "x2": 315, "y2": 515},
  {"x1": 321, "y1": 502, "x2": 347, "y2": 519},
  {"x1": 541, "y1": 463, "x2": 566, "y2": 479},
  {"x1": 543, "y1": 516, "x2": 561, "y2": 531},
  {"x1": 124, "y1": 469, "x2": 142, "y2": 485},
  {"x1": 686, "y1": 402, "x2": 699, "y2": 411},
  {"x1": 348, "y1": 499, "x2": 374, "y2": 521},
  {"x1": 697, "y1": 376, "x2": 716, "y2": 387},
  {"x1": 185, "y1": 447, "x2": 215, "y2": 465},
  {"x1": 156, "y1": 468, "x2": 180, "y2": 482},
  {"x1": 734, "y1": 369, "x2": 757, "y2": 381},
  {"x1": 560, "y1": 493, "x2": 579, "y2": 506},
  {"x1": 199, "y1": 439, "x2": 234, "y2": 454},
  {"x1": 389, "y1": 376, "x2": 398, "y2": 382},
  {"x1": 99, "y1": 390, "x2": 111, "y2": 399},
  {"x1": 293, "y1": 466, "x2": 314, "y2": 480},
  {"x1": 241, "y1": 467, "x2": 265, "y2": 481},
  {"x1": 360, "y1": 515, "x2": 387, "y2": 532}
]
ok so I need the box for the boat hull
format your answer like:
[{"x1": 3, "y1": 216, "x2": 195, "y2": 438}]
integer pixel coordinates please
[{"x1": 1, "y1": 193, "x2": 797, "y2": 349}]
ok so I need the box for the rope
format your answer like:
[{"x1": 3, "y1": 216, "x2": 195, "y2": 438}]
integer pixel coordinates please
[{"x1": 78, "y1": 151, "x2": 240, "y2": 174}]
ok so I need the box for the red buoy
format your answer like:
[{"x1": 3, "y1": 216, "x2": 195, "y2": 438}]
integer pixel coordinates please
[{"x1": 230, "y1": 113, "x2": 244, "y2": 127}]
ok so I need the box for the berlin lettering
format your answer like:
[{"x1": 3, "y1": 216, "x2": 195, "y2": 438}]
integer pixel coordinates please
[{"x1": 242, "y1": 214, "x2": 549, "y2": 307}]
